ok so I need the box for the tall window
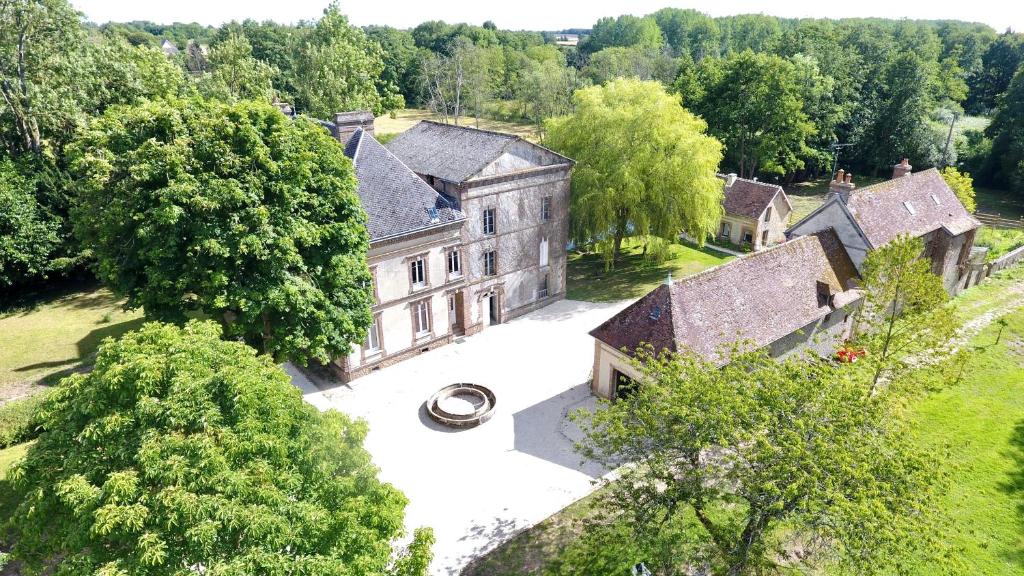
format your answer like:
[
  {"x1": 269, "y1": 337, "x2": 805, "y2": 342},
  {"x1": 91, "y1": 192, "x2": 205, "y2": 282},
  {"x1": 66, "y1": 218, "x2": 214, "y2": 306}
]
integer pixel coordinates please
[
  {"x1": 720, "y1": 221, "x2": 731, "y2": 238},
  {"x1": 483, "y1": 250, "x2": 496, "y2": 276},
  {"x1": 365, "y1": 315, "x2": 381, "y2": 352},
  {"x1": 539, "y1": 236, "x2": 549, "y2": 267},
  {"x1": 537, "y1": 274, "x2": 549, "y2": 298},
  {"x1": 410, "y1": 256, "x2": 425, "y2": 289},
  {"x1": 541, "y1": 196, "x2": 552, "y2": 221},
  {"x1": 483, "y1": 208, "x2": 496, "y2": 235},
  {"x1": 761, "y1": 229, "x2": 769, "y2": 246},
  {"x1": 414, "y1": 300, "x2": 430, "y2": 336},
  {"x1": 764, "y1": 206, "x2": 772, "y2": 222},
  {"x1": 447, "y1": 248, "x2": 461, "y2": 277}
]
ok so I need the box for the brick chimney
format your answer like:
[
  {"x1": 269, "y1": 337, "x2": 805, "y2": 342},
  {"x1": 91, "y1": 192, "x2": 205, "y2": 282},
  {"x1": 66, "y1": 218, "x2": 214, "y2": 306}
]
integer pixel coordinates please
[
  {"x1": 334, "y1": 111, "x2": 375, "y2": 144},
  {"x1": 892, "y1": 158, "x2": 912, "y2": 179},
  {"x1": 828, "y1": 169, "x2": 856, "y2": 204}
]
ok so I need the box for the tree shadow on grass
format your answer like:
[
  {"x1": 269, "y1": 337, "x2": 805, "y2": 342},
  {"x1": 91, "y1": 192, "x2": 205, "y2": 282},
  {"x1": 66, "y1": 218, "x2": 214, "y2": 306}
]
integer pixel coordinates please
[
  {"x1": 999, "y1": 419, "x2": 1024, "y2": 568},
  {"x1": 76, "y1": 317, "x2": 147, "y2": 357}
]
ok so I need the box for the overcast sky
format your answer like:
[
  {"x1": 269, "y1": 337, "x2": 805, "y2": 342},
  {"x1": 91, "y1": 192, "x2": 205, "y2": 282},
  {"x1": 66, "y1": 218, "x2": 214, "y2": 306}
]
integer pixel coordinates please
[{"x1": 71, "y1": 0, "x2": 1024, "y2": 33}]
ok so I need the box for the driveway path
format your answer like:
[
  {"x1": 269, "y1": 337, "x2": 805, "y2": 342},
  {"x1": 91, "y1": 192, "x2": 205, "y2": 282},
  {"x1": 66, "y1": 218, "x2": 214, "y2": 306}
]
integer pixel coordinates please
[{"x1": 288, "y1": 298, "x2": 631, "y2": 575}]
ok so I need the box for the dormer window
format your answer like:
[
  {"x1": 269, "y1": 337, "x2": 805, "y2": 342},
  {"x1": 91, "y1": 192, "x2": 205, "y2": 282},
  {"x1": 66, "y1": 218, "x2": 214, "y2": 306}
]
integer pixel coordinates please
[
  {"x1": 903, "y1": 201, "x2": 916, "y2": 215},
  {"x1": 816, "y1": 280, "x2": 834, "y2": 307}
]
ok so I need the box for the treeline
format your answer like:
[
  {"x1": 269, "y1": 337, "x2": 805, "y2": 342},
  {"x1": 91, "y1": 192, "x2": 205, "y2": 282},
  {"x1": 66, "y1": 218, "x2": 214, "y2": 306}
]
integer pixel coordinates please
[{"x1": 4, "y1": 1, "x2": 1024, "y2": 295}]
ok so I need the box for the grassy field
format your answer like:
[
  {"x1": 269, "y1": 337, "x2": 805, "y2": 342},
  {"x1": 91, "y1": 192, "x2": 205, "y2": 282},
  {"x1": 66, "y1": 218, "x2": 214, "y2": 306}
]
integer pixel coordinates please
[
  {"x1": 975, "y1": 228, "x2": 1024, "y2": 261},
  {"x1": 976, "y1": 187, "x2": 1024, "y2": 219},
  {"x1": 0, "y1": 286, "x2": 143, "y2": 401},
  {"x1": 373, "y1": 108, "x2": 540, "y2": 142},
  {"x1": 566, "y1": 238, "x2": 732, "y2": 302},
  {"x1": 784, "y1": 174, "x2": 888, "y2": 222},
  {"x1": 468, "y1": 266, "x2": 1024, "y2": 575}
]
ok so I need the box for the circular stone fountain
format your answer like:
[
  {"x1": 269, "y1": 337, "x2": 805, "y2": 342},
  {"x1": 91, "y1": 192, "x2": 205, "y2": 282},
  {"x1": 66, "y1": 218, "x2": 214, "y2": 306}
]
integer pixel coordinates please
[{"x1": 426, "y1": 383, "x2": 496, "y2": 428}]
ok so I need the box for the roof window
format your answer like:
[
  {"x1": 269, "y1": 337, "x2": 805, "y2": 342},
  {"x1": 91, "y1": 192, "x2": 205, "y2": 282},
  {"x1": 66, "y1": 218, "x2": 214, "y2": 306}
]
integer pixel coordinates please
[
  {"x1": 903, "y1": 201, "x2": 916, "y2": 215},
  {"x1": 649, "y1": 305, "x2": 662, "y2": 320},
  {"x1": 931, "y1": 194, "x2": 941, "y2": 205}
]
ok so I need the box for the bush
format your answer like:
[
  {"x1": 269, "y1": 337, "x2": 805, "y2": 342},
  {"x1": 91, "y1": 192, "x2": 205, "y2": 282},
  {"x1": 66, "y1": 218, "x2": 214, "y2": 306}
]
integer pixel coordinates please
[
  {"x1": 975, "y1": 227, "x2": 1024, "y2": 261},
  {"x1": 0, "y1": 391, "x2": 49, "y2": 448}
]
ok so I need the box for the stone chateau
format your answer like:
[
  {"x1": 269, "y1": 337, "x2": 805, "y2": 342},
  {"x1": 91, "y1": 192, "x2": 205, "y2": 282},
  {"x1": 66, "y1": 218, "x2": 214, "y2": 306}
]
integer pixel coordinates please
[{"x1": 321, "y1": 112, "x2": 574, "y2": 382}]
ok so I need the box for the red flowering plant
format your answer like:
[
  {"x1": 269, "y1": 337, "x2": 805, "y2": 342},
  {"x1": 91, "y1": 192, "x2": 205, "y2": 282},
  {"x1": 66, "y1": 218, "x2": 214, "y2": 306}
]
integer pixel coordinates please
[{"x1": 836, "y1": 345, "x2": 867, "y2": 363}]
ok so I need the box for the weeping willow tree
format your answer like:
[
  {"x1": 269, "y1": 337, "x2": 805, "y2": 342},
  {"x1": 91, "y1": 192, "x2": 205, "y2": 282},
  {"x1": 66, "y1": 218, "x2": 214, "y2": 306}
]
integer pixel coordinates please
[{"x1": 545, "y1": 78, "x2": 724, "y2": 266}]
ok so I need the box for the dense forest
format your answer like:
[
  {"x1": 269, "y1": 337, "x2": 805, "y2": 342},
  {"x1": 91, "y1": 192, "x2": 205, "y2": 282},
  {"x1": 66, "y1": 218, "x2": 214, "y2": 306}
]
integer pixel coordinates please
[{"x1": 2, "y1": 1, "x2": 1024, "y2": 294}]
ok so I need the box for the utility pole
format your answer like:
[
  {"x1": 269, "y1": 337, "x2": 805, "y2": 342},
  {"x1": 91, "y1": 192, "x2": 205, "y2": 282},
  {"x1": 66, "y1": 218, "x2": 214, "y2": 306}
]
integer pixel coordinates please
[
  {"x1": 942, "y1": 111, "x2": 959, "y2": 168},
  {"x1": 829, "y1": 142, "x2": 852, "y2": 180}
]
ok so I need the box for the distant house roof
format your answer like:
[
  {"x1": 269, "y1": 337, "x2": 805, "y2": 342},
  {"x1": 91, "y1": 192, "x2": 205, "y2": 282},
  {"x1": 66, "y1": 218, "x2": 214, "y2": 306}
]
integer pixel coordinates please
[
  {"x1": 160, "y1": 39, "x2": 179, "y2": 55},
  {"x1": 837, "y1": 168, "x2": 978, "y2": 246},
  {"x1": 719, "y1": 174, "x2": 792, "y2": 220},
  {"x1": 385, "y1": 121, "x2": 572, "y2": 183},
  {"x1": 589, "y1": 230, "x2": 861, "y2": 364},
  {"x1": 344, "y1": 128, "x2": 464, "y2": 242}
]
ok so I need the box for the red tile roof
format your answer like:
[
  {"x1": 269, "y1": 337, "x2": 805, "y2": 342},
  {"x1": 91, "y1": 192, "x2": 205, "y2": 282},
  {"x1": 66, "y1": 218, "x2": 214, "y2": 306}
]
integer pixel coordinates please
[
  {"x1": 590, "y1": 230, "x2": 860, "y2": 363},
  {"x1": 720, "y1": 175, "x2": 790, "y2": 220}
]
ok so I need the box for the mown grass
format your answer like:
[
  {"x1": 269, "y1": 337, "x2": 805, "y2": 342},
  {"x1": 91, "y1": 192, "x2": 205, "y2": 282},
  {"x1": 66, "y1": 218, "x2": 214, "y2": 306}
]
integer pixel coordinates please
[
  {"x1": 0, "y1": 286, "x2": 143, "y2": 399},
  {"x1": 975, "y1": 227, "x2": 1024, "y2": 261},
  {"x1": 468, "y1": 266, "x2": 1024, "y2": 575},
  {"x1": 373, "y1": 108, "x2": 541, "y2": 142},
  {"x1": 976, "y1": 187, "x2": 1024, "y2": 220},
  {"x1": 566, "y1": 237, "x2": 732, "y2": 302}
]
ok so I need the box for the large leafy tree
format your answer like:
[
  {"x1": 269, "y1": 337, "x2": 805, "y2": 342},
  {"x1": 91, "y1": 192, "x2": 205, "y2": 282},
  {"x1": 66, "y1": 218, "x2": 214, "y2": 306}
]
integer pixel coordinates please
[
  {"x1": 983, "y1": 63, "x2": 1024, "y2": 193},
  {"x1": 4, "y1": 320, "x2": 433, "y2": 575},
  {"x1": 854, "y1": 235, "x2": 957, "y2": 394},
  {"x1": 289, "y1": 3, "x2": 402, "y2": 117},
  {"x1": 582, "y1": 15, "x2": 664, "y2": 56},
  {"x1": 545, "y1": 79, "x2": 723, "y2": 263},
  {"x1": 575, "y1": 346, "x2": 951, "y2": 576},
  {"x1": 0, "y1": 157, "x2": 60, "y2": 290},
  {"x1": 688, "y1": 50, "x2": 815, "y2": 178},
  {"x1": 0, "y1": 0, "x2": 89, "y2": 154},
  {"x1": 199, "y1": 32, "x2": 276, "y2": 102},
  {"x1": 70, "y1": 98, "x2": 373, "y2": 364}
]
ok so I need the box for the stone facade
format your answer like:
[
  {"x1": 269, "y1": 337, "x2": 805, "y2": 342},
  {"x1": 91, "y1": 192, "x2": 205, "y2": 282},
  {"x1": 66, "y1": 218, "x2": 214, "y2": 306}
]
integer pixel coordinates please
[
  {"x1": 787, "y1": 165, "x2": 980, "y2": 294},
  {"x1": 717, "y1": 174, "x2": 792, "y2": 250},
  {"x1": 589, "y1": 231, "x2": 863, "y2": 399},
  {"x1": 328, "y1": 119, "x2": 573, "y2": 382}
]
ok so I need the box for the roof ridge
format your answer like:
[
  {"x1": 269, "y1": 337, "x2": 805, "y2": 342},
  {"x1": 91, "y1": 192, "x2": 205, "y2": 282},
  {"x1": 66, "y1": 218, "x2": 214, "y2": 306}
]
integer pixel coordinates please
[
  {"x1": 670, "y1": 235, "x2": 820, "y2": 288},
  {"x1": 419, "y1": 120, "x2": 519, "y2": 141},
  {"x1": 849, "y1": 167, "x2": 941, "y2": 196},
  {"x1": 359, "y1": 129, "x2": 460, "y2": 212}
]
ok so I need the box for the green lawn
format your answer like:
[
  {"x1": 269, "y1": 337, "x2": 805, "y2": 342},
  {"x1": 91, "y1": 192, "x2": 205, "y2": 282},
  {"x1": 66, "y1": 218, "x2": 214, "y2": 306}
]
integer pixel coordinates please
[
  {"x1": 976, "y1": 187, "x2": 1024, "y2": 219},
  {"x1": 566, "y1": 238, "x2": 732, "y2": 302},
  {"x1": 784, "y1": 174, "x2": 888, "y2": 222},
  {"x1": 0, "y1": 286, "x2": 143, "y2": 400},
  {"x1": 0, "y1": 441, "x2": 29, "y2": 481},
  {"x1": 470, "y1": 266, "x2": 1024, "y2": 575}
]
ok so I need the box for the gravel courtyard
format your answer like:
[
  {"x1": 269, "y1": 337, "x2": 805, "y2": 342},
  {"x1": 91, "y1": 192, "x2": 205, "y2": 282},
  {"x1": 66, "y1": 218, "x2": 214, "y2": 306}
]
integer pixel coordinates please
[{"x1": 288, "y1": 298, "x2": 631, "y2": 575}]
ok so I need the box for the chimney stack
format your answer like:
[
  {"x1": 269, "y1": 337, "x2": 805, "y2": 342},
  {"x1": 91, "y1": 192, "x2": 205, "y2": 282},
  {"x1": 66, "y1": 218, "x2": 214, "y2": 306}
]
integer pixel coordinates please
[
  {"x1": 892, "y1": 158, "x2": 912, "y2": 179},
  {"x1": 828, "y1": 169, "x2": 856, "y2": 204},
  {"x1": 333, "y1": 111, "x2": 375, "y2": 145},
  {"x1": 725, "y1": 173, "x2": 738, "y2": 187}
]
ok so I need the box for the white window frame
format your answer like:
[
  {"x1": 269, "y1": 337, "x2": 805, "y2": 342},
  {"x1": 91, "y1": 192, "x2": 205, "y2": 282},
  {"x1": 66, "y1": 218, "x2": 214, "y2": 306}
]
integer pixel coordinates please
[
  {"x1": 410, "y1": 257, "x2": 426, "y2": 290},
  {"x1": 365, "y1": 315, "x2": 381, "y2": 353},
  {"x1": 539, "y1": 236, "x2": 549, "y2": 267},
  {"x1": 484, "y1": 250, "x2": 496, "y2": 276},
  {"x1": 414, "y1": 300, "x2": 431, "y2": 337},
  {"x1": 483, "y1": 208, "x2": 496, "y2": 235},
  {"x1": 447, "y1": 248, "x2": 461, "y2": 278}
]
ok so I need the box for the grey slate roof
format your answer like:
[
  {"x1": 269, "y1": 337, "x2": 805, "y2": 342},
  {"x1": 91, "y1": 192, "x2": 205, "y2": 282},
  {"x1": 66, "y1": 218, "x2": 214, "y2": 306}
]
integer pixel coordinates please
[
  {"x1": 842, "y1": 168, "x2": 979, "y2": 246},
  {"x1": 385, "y1": 121, "x2": 571, "y2": 183},
  {"x1": 344, "y1": 128, "x2": 464, "y2": 242},
  {"x1": 718, "y1": 174, "x2": 791, "y2": 220},
  {"x1": 590, "y1": 230, "x2": 861, "y2": 364}
]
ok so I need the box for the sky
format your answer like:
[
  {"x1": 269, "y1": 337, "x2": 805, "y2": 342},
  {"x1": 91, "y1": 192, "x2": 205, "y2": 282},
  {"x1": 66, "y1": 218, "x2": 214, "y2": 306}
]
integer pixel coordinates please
[{"x1": 71, "y1": 0, "x2": 1024, "y2": 33}]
